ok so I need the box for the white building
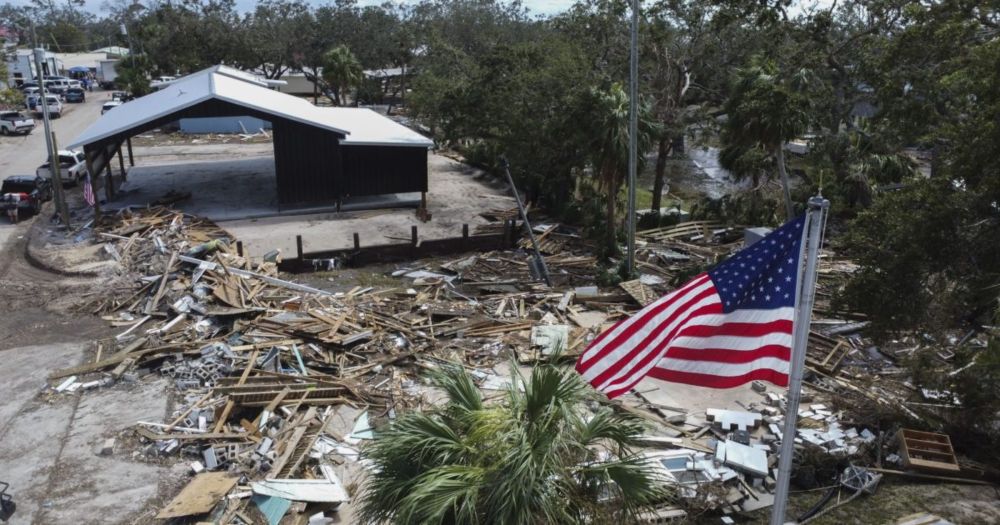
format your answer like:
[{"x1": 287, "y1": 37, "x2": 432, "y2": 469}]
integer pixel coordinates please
[{"x1": 5, "y1": 49, "x2": 62, "y2": 87}]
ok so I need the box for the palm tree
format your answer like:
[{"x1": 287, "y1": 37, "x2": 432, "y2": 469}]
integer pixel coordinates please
[
  {"x1": 720, "y1": 59, "x2": 809, "y2": 220},
  {"x1": 322, "y1": 45, "x2": 363, "y2": 106},
  {"x1": 358, "y1": 362, "x2": 666, "y2": 524},
  {"x1": 581, "y1": 83, "x2": 660, "y2": 255}
]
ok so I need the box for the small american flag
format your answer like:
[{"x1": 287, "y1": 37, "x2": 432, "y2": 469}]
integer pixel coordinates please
[
  {"x1": 576, "y1": 215, "x2": 806, "y2": 398},
  {"x1": 83, "y1": 173, "x2": 95, "y2": 207}
]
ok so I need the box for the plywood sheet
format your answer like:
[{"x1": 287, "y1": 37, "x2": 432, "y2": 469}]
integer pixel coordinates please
[{"x1": 156, "y1": 472, "x2": 238, "y2": 519}]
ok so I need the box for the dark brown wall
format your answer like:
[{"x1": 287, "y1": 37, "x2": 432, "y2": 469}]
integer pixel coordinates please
[
  {"x1": 339, "y1": 145, "x2": 428, "y2": 197},
  {"x1": 272, "y1": 119, "x2": 342, "y2": 208}
]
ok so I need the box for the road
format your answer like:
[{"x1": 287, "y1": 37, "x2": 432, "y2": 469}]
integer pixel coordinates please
[{"x1": 0, "y1": 90, "x2": 110, "y2": 251}]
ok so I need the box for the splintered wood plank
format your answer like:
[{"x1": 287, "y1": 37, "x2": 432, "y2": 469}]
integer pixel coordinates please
[
  {"x1": 619, "y1": 279, "x2": 659, "y2": 307},
  {"x1": 156, "y1": 472, "x2": 238, "y2": 519}
]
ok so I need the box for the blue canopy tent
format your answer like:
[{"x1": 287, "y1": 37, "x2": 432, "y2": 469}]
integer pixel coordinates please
[{"x1": 68, "y1": 66, "x2": 91, "y2": 73}]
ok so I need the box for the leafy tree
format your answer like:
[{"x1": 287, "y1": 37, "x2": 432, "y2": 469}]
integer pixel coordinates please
[
  {"x1": 321, "y1": 45, "x2": 362, "y2": 106},
  {"x1": 240, "y1": 0, "x2": 313, "y2": 79},
  {"x1": 577, "y1": 83, "x2": 659, "y2": 254},
  {"x1": 358, "y1": 363, "x2": 665, "y2": 524},
  {"x1": 838, "y1": 1, "x2": 1000, "y2": 338},
  {"x1": 719, "y1": 59, "x2": 808, "y2": 219},
  {"x1": 115, "y1": 54, "x2": 153, "y2": 96}
]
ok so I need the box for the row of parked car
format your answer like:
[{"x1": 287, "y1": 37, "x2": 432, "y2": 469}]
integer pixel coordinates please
[{"x1": 1, "y1": 149, "x2": 88, "y2": 221}]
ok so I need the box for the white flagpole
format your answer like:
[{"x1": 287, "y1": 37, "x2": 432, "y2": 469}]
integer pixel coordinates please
[{"x1": 770, "y1": 195, "x2": 829, "y2": 525}]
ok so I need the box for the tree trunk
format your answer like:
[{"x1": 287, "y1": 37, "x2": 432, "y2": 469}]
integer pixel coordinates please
[
  {"x1": 606, "y1": 178, "x2": 618, "y2": 255},
  {"x1": 651, "y1": 136, "x2": 670, "y2": 212},
  {"x1": 775, "y1": 146, "x2": 794, "y2": 220}
]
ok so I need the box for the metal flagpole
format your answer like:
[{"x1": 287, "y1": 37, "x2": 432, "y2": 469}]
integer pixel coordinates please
[
  {"x1": 626, "y1": 0, "x2": 639, "y2": 277},
  {"x1": 770, "y1": 195, "x2": 829, "y2": 525}
]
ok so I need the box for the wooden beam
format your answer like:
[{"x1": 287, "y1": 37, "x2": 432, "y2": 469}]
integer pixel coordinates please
[
  {"x1": 117, "y1": 144, "x2": 127, "y2": 181},
  {"x1": 126, "y1": 136, "x2": 134, "y2": 166}
]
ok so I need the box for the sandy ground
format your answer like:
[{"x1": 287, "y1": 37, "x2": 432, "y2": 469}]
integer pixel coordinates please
[{"x1": 110, "y1": 144, "x2": 515, "y2": 259}]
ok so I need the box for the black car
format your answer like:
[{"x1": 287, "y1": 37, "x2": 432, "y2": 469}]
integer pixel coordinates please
[
  {"x1": 1, "y1": 175, "x2": 52, "y2": 215},
  {"x1": 64, "y1": 87, "x2": 86, "y2": 103},
  {"x1": 19, "y1": 82, "x2": 38, "y2": 91}
]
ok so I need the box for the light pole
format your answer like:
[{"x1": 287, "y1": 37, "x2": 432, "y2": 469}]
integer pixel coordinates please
[
  {"x1": 29, "y1": 27, "x2": 70, "y2": 227},
  {"x1": 626, "y1": 0, "x2": 639, "y2": 277}
]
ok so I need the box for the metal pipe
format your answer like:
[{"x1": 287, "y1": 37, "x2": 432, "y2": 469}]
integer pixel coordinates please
[
  {"x1": 499, "y1": 156, "x2": 551, "y2": 286},
  {"x1": 770, "y1": 196, "x2": 830, "y2": 525}
]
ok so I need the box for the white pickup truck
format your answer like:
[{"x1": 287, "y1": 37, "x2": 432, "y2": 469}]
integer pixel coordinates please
[
  {"x1": 0, "y1": 111, "x2": 35, "y2": 135},
  {"x1": 36, "y1": 150, "x2": 88, "y2": 186}
]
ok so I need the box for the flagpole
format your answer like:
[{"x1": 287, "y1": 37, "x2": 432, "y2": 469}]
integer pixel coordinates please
[{"x1": 770, "y1": 195, "x2": 829, "y2": 525}]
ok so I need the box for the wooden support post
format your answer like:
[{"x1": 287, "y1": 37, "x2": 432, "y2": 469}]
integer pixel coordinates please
[
  {"x1": 126, "y1": 137, "x2": 134, "y2": 166},
  {"x1": 104, "y1": 161, "x2": 114, "y2": 201},
  {"x1": 296, "y1": 235, "x2": 303, "y2": 261},
  {"x1": 462, "y1": 223, "x2": 469, "y2": 249},
  {"x1": 353, "y1": 232, "x2": 360, "y2": 250},
  {"x1": 236, "y1": 241, "x2": 244, "y2": 257},
  {"x1": 117, "y1": 145, "x2": 126, "y2": 182},
  {"x1": 411, "y1": 225, "x2": 418, "y2": 247}
]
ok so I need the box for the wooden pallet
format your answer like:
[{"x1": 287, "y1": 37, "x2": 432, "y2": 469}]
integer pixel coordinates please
[
  {"x1": 807, "y1": 331, "x2": 851, "y2": 374},
  {"x1": 897, "y1": 428, "x2": 961, "y2": 473}
]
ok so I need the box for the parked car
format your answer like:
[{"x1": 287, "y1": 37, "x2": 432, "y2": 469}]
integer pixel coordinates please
[
  {"x1": 101, "y1": 100, "x2": 123, "y2": 114},
  {"x1": 43, "y1": 79, "x2": 69, "y2": 95},
  {"x1": 111, "y1": 91, "x2": 130, "y2": 102},
  {"x1": 1, "y1": 175, "x2": 52, "y2": 217},
  {"x1": 19, "y1": 81, "x2": 38, "y2": 91},
  {"x1": 64, "y1": 87, "x2": 86, "y2": 103},
  {"x1": 35, "y1": 95, "x2": 63, "y2": 118},
  {"x1": 36, "y1": 150, "x2": 87, "y2": 186},
  {"x1": 22, "y1": 87, "x2": 40, "y2": 109},
  {"x1": 0, "y1": 112, "x2": 35, "y2": 135}
]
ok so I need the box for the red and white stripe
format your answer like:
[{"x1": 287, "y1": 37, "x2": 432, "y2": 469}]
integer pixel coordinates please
[
  {"x1": 575, "y1": 273, "x2": 793, "y2": 399},
  {"x1": 83, "y1": 174, "x2": 95, "y2": 207}
]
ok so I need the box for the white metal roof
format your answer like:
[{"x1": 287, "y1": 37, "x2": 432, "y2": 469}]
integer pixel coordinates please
[
  {"x1": 323, "y1": 108, "x2": 433, "y2": 148},
  {"x1": 67, "y1": 67, "x2": 350, "y2": 149}
]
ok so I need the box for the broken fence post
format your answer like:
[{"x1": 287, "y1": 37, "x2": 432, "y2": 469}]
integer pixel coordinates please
[{"x1": 353, "y1": 232, "x2": 360, "y2": 250}]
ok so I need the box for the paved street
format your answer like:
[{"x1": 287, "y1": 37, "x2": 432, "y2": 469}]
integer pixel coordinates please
[{"x1": 0, "y1": 90, "x2": 111, "y2": 250}]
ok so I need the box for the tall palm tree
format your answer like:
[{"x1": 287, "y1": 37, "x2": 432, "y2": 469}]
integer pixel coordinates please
[
  {"x1": 581, "y1": 83, "x2": 660, "y2": 255},
  {"x1": 358, "y1": 362, "x2": 666, "y2": 524},
  {"x1": 322, "y1": 45, "x2": 363, "y2": 106},
  {"x1": 720, "y1": 60, "x2": 809, "y2": 220}
]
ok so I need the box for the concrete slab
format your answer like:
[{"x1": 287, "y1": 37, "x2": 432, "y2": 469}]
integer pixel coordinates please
[
  {"x1": 635, "y1": 376, "x2": 761, "y2": 427},
  {"x1": 0, "y1": 342, "x2": 174, "y2": 525},
  {"x1": 109, "y1": 145, "x2": 514, "y2": 259}
]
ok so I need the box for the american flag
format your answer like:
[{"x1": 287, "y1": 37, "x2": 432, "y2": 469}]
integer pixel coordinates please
[
  {"x1": 83, "y1": 173, "x2": 95, "y2": 207},
  {"x1": 576, "y1": 215, "x2": 806, "y2": 399}
]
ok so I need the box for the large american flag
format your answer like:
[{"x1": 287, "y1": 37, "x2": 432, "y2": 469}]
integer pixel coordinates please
[
  {"x1": 83, "y1": 173, "x2": 95, "y2": 207},
  {"x1": 576, "y1": 215, "x2": 806, "y2": 398}
]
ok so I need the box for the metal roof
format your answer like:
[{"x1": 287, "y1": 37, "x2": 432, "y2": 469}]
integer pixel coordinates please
[
  {"x1": 324, "y1": 108, "x2": 433, "y2": 147},
  {"x1": 67, "y1": 67, "x2": 351, "y2": 149}
]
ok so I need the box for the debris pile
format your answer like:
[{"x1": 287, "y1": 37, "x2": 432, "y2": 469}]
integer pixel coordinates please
[{"x1": 44, "y1": 208, "x2": 994, "y2": 522}]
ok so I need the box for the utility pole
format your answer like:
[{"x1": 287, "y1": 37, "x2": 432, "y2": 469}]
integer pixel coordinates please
[
  {"x1": 626, "y1": 0, "x2": 639, "y2": 277},
  {"x1": 33, "y1": 46, "x2": 70, "y2": 227}
]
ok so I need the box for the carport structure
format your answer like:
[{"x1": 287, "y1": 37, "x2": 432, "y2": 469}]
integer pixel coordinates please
[{"x1": 68, "y1": 65, "x2": 432, "y2": 211}]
